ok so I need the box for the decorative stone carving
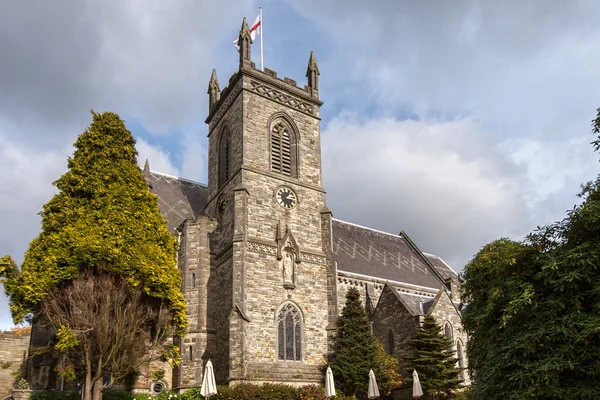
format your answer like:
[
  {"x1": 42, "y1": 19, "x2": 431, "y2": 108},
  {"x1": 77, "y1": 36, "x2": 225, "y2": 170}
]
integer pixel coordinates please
[
  {"x1": 250, "y1": 80, "x2": 315, "y2": 115},
  {"x1": 247, "y1": 241, "x2": 277, "y2": 255},
  {"x1": 282, "y1": 250, "x2": 295, "y2": 289},
  {"x1": 299, "y1": 252, "x2": 327, "y2": 264}
]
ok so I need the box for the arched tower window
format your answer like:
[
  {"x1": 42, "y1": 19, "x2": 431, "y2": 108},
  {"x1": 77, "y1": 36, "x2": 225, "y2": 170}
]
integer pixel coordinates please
[
  {"x1": 191, "y1": 273, "x2": 196, "y2": 288},
  {"x1": 270, "y1": 119, "x2": 298, "y2": 177},
  {"x1": 219, "y1": 127, "x2": 231, "y2": 186},
  {"x1": 444, "y1": 322, "x2": 453, "y2": 341},
  {"x1": 387, "y1": 330, "x2": 394, "y2": 355},
  {"x1": 277, "y1": 302, "x2": 302, "y2": 361}
]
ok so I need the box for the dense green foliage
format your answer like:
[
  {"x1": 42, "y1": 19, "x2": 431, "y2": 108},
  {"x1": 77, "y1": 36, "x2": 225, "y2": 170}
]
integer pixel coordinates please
[
  {"x1": 31, "y1": 385, "x2": 340, "y2": 400},
  {"x1": 404, "y1": 315, "x2": 462, "y2": 398},
  {"x1": 330, "y1": 288, "x2": 402, "y2": 398},
  {"x1": 461, "y1": 108, "x2": 600, "y2": 399},
  {"x1": 0, "y1": 111, "x2": 186, "y2": 333}
]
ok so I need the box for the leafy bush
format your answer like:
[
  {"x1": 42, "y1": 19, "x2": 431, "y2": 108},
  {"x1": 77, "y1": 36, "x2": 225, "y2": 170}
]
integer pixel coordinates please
[
  {"x1": 31, "y1": 391, "x2": 79, "y2": 400},
  {"x1": 104, "y1": 391, "x2": 135, "y2": 400},
  {"x1": 176, "y1": 383, "x2": 334, "y2": 400}
]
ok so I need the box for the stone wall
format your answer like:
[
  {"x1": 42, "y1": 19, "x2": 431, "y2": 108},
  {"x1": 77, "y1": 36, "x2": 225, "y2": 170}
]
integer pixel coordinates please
[
  {"x1": 427, "y1": 289, "x2": 470, "y2": 385},
  {"x1": 173, "y1": 216, "x2": 217, "y2": 390},
  {"x1": 372, "y1": 286, "x2": 419, "y2": 363},
  {"x1": 0, "y1": 330, "x2": 30, "y2": 398}
]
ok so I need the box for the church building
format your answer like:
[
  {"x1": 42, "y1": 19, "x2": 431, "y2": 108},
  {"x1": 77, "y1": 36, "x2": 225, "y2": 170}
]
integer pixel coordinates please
[
  {"x1": 141, "y1": 18, "x2": 468, "y2": 391},
  {"x1": 24, "y1": 18, "x2": 468, "y2": 394}
]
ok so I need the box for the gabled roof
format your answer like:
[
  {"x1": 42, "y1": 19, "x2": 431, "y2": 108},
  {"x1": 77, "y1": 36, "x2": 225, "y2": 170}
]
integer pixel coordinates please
[
  {"x1": 376, "y1": 283, "x2": 436, "y2": 317},
  {"x1": 144, "y1": 170, "x2": 209, "y2": 232},
  {"x1": 332, "y1": 219, "x2": 447, "y2": 290}
]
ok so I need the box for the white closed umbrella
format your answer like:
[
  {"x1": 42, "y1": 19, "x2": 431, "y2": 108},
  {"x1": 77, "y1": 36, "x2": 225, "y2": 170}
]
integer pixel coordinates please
[
  {"x1": 367, "y1": 369, "x2": 380, "y2": 399},
  {"x1": 324, "y1": 366, "x2": 336, "y2": 398},
  {"x1": 200, "y1": 360, "x2": 217, "y2": 398},
  {"x1": 412, "y1": 370, "x2": 423, "y2": 398}
]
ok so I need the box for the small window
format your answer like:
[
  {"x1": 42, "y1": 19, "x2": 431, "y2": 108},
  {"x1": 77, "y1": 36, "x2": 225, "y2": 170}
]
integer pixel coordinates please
[
  {"x1": 189, "y1": 345, "x2": 193, "y2": 361},
  {"x1": 277, "y1": 302, "x2": 302, "y2": 361},
  {"x1": 444, "y1": 322, "x2": 453, "y2": 341},
  {"x1": 387, "y1": 330, "x2": 394, "y2": 355},
  {"x1": 191, "y1": 273, "x2": 196, "y2": 288},
  {"x1": 219, "y1": 127, "x2": 231, "y2": 186}
]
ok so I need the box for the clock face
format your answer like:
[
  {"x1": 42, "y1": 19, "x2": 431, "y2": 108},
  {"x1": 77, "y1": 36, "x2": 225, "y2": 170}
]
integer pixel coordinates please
[{"x1": 276, "y1": 186, "x2": 297, "y2": 209}]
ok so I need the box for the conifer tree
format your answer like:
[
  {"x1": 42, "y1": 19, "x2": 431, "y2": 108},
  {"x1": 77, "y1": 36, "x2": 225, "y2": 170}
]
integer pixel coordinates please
[
  {"x1": 331, "y1": 288, "x2": 401, "y2": 398},
  {"x1": 0, "y1": 111, "x2": 186, "y2": 400},
  {"x1": 405, "y1": 314, "x2": 462, "y2": 399}
]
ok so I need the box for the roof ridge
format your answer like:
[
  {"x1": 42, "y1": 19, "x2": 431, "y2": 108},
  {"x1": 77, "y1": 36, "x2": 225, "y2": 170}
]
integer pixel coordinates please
[
  {"x1": 422, "y1": 252, "x2": 457, "y2": 275},
  {"x1": 332, "y1": 218, "x2": 402, "y2": 239},
  {"x1": 150, "y1": 170, "x2": 208, "y2": 187}
]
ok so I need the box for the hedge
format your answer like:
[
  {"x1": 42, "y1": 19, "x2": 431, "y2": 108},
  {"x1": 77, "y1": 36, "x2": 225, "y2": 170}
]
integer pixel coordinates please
[{"x1": 31, "y1": 384, "x2": 347, "y2": 400}]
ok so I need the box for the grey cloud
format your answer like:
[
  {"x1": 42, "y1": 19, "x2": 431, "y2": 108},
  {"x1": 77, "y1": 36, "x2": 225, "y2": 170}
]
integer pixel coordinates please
[
  {"x1": 0, "y1": 0, "x2": 254, "y2": 141},
  {"x1": 322, "y1": 116, "x2": 535, "y2": 269}
]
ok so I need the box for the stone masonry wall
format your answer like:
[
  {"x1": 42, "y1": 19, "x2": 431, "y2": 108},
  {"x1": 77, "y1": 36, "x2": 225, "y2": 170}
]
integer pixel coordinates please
[
  {"x1": 428, "y1": 289, "x2": 470, "y2": 385},
  {"x1": 174, "y1": 216, "x2": 217, "y2": 390},
  {"x1": 0, "y1": 330, "x2": 30, "y2": 398},
  {"x1": 336, "y1": 277, "x2": 383, "y2": 318},
  {"x1": 372, "y1": 287, "x2": 419, "y2": 363}
]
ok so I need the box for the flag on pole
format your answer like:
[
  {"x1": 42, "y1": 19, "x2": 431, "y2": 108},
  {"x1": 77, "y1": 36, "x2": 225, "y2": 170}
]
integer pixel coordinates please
[{"x1": 233, "y1": 14, "x2": 260, "y2": 52}]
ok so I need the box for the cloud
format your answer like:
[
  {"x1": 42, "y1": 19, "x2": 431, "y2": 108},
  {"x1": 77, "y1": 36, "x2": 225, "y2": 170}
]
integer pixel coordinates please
[
  {"x1": 322, "y1": 115, "x2": 530, "y2": 268},
  {"x1": 321, "y1": 114, "x2": 597, "y2": 269},
  {"x1": 179, "y1": 132, "x2": 209, "y2": 184},
  {"x1": 136, "y1": 138, "x2": 180, "y2": 177},
  {"x1": 0, "y1": 0, "x2": 255, "y2": 140}
]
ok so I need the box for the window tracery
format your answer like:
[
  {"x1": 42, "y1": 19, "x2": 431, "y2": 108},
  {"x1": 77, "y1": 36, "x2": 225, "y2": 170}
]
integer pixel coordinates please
[{"x1": 277, "y1": 302, "x2": 302, "y2": 361}]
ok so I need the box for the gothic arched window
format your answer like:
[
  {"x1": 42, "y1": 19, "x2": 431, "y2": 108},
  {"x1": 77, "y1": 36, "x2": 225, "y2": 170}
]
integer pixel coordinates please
[
  {"x1": 219, "y1": 127, "x2": 231, "y2": 186},
  {"x1": 277, "y1": 302, "x2": 302, "y2": 361},
  {"x1": 270, "y1": 120, "x2": 298, "y2": 177},
  {"x1": 444, "y1": 322, "x2": 453, "y2": 341}
]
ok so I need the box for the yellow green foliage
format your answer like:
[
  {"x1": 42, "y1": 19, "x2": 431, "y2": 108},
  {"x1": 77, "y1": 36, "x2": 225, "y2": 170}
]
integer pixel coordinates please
[
  {"x1": 0, "y1": 111, "x2": 186, "y2": 335},
  {"x1": 55, "y1": 325, "x2": 79, "y2": 352}
]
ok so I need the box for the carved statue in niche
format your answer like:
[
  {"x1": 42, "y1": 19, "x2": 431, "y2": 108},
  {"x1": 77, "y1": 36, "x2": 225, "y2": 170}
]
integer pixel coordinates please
[{"x1": 282, "y1": 248, "x2": 295, "y2": 289}]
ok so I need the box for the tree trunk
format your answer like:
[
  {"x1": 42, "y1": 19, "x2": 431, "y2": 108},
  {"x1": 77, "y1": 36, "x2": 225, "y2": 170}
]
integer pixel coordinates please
[
  {"x1": 82, "y1": 354, "x2": 92, "y2": 400},
  {"x1": 91, "y1": 358, "x2": 103, "y2": 400},
  {"x1": 91, "y1": 380, "x2": 103, "y2": 400}
]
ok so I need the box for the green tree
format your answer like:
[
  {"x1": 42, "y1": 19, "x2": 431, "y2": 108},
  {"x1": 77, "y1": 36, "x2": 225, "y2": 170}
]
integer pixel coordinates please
[
  {"x1": 0, "y1": 111, "x2": 186, "y2": 400},
  {"x1": 405, "y1": 315, "x2": 462, "y2": 399},
  {"x1": 330, "y1": 288, "x2": 402, "y2": 398},
  {"x1": 461, "y1": 108, "x2": 600, "y2": 399}
]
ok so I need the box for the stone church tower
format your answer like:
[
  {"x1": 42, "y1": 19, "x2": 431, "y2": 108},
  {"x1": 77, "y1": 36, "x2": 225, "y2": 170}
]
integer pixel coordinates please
[{"x1": 173, "y1": 18, "x2": 336, "y2": 388}]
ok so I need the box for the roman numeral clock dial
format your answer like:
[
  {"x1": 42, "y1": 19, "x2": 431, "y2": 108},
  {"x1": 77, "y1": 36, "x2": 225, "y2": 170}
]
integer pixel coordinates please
[{"x1": 276, "y1": 186, "x2": 297, "y2": 210}]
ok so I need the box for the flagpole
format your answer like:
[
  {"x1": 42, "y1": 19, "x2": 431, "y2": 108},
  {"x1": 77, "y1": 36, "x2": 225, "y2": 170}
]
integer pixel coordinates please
[{"x1": 259, "y1": 7, "x2": 264, "y2": 71}]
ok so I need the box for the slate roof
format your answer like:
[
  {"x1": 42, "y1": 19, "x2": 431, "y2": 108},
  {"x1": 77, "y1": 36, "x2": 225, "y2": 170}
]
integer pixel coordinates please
[
  {"x1": 396, "y1": 291, "x2": 435, "y2": 316},
  {"x1": 332, "y1": 219, "x2": 448, "y2": 289},
  {"x1": 145, "y1": 171, "x2": 209, "y2": 232},
  {"x1": 423, "y1": 253, "x2": 458, "y2": 280}
]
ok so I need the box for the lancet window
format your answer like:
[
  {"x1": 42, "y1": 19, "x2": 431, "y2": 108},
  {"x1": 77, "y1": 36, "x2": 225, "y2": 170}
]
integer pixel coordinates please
[{"x1": 277, "y1": 302, "x2": 302, "y2": 361}]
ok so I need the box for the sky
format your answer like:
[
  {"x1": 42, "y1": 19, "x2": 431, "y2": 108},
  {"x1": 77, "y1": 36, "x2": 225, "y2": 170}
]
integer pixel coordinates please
[{"x1": 1, "y1": 0, "x2": 600, "y2": 329}]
